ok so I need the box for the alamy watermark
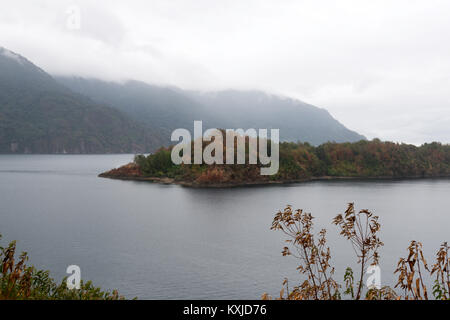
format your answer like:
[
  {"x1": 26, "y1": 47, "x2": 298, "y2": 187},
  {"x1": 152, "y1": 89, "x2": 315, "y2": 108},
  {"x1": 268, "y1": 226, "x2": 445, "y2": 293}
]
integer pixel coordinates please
[
  {"x1": 366, "y1": 265, "x2": 381, "y2": 290},
  {"x1": 66, "y1": 265, "x2": 81, "y2": 290},
  {"x1": 171, "y1": 121, "x2": 279, "y2": 175},
  {"x1": 65, "y1": 5, "x2": 81, "y2": 30}
]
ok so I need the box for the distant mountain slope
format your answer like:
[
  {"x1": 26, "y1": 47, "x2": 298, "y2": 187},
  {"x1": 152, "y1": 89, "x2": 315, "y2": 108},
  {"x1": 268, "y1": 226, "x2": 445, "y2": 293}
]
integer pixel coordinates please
[
  {"x1": 57, "y1": 77, "x2": 365, "y2": 145},
  {"x1": 0, "y1": 47, "x2": 163, "y2": 153},
  {"x1": 55, "y1": 77, "x2": 211, "y2": 142},
  {"x1": 189, "y1": 90, "x2": 366, "y2": 144}
]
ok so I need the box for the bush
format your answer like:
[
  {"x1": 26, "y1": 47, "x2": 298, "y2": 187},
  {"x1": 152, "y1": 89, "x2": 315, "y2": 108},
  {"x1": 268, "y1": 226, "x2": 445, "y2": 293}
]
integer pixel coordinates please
[{"x1": 0, "y1": 234, "x2": 125, "y2": 300}]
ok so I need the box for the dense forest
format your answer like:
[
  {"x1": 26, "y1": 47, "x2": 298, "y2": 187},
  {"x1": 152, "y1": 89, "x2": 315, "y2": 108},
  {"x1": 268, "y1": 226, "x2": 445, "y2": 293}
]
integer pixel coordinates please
[{"x1": 101, "y1": 139, "x2": 450, "y2": 186}]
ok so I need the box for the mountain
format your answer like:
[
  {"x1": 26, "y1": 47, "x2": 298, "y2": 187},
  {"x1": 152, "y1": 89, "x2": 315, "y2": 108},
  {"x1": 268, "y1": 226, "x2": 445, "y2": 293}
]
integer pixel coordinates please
[
  {"x1": 0, "y1": 47, "x2": 163, "y2": 153},
  {"x1": 188, "y1": 90, "x2": 366, "y2": 144},
  {"x1": 57, "y1": 77, "x2": 365, "y2": 145},
  {"x1": 55, "y1": 78, "x2": 212, "y2": 142},
  {"x1": 0, "y1": 46, "x2": 365, "y2": 155}
]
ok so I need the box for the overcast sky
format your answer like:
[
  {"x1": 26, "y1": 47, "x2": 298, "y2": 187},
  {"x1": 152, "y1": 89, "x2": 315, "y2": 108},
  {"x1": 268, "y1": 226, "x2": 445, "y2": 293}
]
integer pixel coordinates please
[{"x1": 1, "y1": 0, "x2": 449, "y2": 144}]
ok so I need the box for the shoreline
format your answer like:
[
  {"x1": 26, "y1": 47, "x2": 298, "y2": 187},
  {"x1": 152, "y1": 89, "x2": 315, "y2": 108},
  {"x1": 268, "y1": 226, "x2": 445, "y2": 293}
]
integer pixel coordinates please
[{"x1": 98, "y1": 172, "x2": 450, "y2": 188}]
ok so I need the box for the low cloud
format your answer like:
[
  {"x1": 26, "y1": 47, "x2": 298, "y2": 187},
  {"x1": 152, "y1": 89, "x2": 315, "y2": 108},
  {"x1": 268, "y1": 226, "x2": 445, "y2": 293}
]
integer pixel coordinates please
[{"x1": 0, "y1": 0, "x2": 449, "y2": 144}]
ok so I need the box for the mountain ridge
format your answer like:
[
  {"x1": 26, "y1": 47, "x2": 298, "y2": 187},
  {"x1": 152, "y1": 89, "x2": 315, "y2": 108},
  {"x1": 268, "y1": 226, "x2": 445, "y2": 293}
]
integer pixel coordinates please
[
  {"x1": 0, "y1": 46, "x2": 366, "y2": 154},
  {"x1": 0, "y1": 47, "x2": 164, "y2": 154},
  {"x1": 57, "y1": 77, "x2": 366, "y2": 146}
]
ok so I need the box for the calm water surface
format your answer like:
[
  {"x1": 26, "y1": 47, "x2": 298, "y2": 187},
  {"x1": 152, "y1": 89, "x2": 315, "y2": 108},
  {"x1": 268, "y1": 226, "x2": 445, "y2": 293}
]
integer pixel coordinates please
[{"x1": 0, "y1": 155, "x2": 449, "y2": 299}]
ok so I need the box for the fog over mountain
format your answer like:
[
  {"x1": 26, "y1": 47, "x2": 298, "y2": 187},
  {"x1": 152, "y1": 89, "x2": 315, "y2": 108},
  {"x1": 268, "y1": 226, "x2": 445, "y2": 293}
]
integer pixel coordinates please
[
  {"x1": 0, "y1": 47, "x2": 364, "y2": 154},
  {"x1": 1, "y1": 1, "x2": 449, "y2": 144},
  {"x1": 57, "y1": 76, "x2": 365, "y2": 146},
  {"x1": 0, "y1": 47, "x2": 164, "y2": 153}
]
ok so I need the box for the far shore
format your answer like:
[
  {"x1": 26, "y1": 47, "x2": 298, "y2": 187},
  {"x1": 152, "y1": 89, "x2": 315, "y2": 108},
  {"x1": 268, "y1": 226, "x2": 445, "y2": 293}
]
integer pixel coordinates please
[{"x1": 98, "y1": 171, "x2": 450, "y2": 188}]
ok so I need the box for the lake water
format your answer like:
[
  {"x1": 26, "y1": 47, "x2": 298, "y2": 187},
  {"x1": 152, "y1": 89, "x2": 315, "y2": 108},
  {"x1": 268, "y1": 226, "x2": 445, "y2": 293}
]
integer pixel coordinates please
[{"x1": 0, "y1": 154, "x2": 449, "y2": 299}]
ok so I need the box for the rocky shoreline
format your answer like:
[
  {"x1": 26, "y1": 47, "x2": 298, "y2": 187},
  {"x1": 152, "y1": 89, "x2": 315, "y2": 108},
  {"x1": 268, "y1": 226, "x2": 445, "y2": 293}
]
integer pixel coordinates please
[{"x1": 98, "y1": 163, "x2": 450, "y2": 188}]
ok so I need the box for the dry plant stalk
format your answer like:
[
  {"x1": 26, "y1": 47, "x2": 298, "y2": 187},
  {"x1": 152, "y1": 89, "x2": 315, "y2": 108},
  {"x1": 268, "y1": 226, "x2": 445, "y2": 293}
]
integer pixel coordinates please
[
  {"x1": 332, "y1": 203, "x2": 383, "y2": 300},
  {"x1": 394, "y1": 240, "x2": 430, "y2": 300},
  {"x1": 431, "y1": 242, "x2": 449, "y2": 300},
  {"x1": 270, "y1": 205, "x2": 339, "y2": 300},
  {"x1": 1, "y1": 239, "x2": 34, "y2": 299},
  {"x1": 266, "y1": 202, "x2": 450, "y2": 300},
  {"x1": 365, "y1": 286, "x2": 398, "y2": 300}
]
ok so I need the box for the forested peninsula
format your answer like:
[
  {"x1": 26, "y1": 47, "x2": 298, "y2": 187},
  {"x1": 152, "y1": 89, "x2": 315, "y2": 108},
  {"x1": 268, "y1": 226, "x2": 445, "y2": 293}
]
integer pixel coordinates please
[{"x1": 99, "y1": 139, "x2": 450, "y2": 187}]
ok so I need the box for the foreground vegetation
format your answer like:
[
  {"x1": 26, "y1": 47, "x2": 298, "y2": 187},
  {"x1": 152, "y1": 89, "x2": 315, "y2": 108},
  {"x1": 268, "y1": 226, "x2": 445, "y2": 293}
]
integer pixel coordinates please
[
  {"x1": 0, "y1": 234, "x2": 123, "y2": 300},
  {"x1": 2, "y1": 202, "x2": 448, "y2": 300},
  {"x1": 263, "y1": 203, "x2": 449, "y2": 300},
  {"x1": 102, "y1": 139, "x2": 450, "y2": 186}
]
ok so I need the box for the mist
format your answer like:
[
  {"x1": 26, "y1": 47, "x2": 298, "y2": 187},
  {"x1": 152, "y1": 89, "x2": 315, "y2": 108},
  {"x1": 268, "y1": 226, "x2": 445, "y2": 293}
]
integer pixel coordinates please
[{"x1": 1, "y1": 0, "x2": 449, "y2": 144}]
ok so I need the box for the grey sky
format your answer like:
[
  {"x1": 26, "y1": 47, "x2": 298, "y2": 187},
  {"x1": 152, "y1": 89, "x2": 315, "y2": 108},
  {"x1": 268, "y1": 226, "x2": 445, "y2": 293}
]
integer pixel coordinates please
[{"x1": 1, "y1": 0, "x2": 449, "y2": 144}]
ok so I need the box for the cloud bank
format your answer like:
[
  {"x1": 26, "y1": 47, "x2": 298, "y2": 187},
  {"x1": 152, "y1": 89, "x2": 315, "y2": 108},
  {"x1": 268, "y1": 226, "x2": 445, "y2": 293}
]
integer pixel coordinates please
[{"x1": 1, "y1": 0, "x2": 449, "y2": 144}]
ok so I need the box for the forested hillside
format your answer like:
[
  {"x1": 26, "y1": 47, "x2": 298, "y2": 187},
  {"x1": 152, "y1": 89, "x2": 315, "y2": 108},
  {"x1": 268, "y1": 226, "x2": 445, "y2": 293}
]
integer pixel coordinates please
[
  {"x1": 57, "y1": 77, "x2": 366, "y2": 146},
  {"x1": 0, "y1": 47, "x2": 163, "y2": 153}
]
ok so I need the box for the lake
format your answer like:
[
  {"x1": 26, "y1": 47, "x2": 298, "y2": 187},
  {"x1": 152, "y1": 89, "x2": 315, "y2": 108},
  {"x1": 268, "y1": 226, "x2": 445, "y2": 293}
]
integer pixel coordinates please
[{"x1": 0, "y1": 155, "x2": 449, "y2": 299}]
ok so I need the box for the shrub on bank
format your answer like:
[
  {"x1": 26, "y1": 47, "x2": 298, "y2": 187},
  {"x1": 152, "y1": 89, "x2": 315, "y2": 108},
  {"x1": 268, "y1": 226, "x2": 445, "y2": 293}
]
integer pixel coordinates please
[{"x1": 0, "y1": 234, "x2": 124, "y2": 300}]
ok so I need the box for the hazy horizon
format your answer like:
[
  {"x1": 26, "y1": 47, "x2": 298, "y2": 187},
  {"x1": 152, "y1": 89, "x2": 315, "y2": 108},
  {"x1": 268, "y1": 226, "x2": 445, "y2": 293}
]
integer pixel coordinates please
[{"x1": 1, "y1": 0, "x2": 449, "y2": 145}]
